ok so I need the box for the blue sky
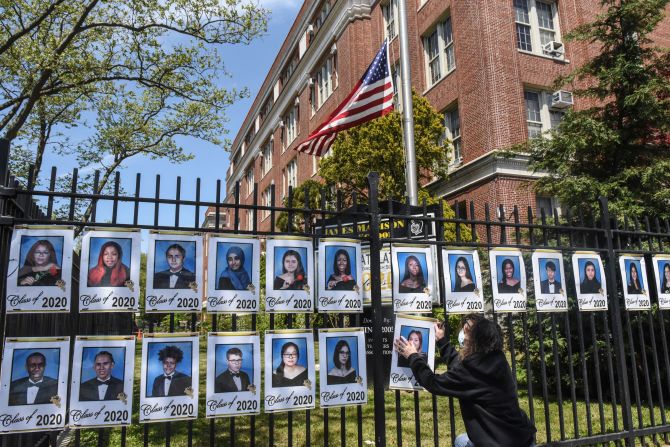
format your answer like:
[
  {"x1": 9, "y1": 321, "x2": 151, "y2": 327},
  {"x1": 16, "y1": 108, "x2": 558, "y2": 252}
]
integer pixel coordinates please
[{"x1": 37, "y1": 1, "x2": 301, "y2": 228}]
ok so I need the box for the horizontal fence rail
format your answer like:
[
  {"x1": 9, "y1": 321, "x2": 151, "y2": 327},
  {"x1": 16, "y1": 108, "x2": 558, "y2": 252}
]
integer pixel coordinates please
[{"x1": 0, "y1": 140, "x2": 669, "y2": 447}]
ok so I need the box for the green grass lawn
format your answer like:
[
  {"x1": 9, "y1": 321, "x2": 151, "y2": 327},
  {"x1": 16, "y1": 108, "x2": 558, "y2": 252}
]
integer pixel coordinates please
[{"x1": 71, "y1": 342, "x2": 670, "y2": 447}]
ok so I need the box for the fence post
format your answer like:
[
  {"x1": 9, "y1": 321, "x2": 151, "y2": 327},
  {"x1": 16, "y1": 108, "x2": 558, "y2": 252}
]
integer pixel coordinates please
[
  {"x1": 367, "y1": 172, "x2": 387, "y2": 447},
  {"x1": 599, "y1": 196, "x2": 634, "y2": 446}
]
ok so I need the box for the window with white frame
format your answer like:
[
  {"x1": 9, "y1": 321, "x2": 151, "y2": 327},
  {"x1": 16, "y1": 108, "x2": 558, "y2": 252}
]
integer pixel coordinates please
[
  {"x1": 284, "y1": 104, "x2": 299, "y2": 148},
  {"x1": 314, "y1": 1, "x2": 331, "y2": 29},
  {"x1": 423, "y1": 16, "x2": 455, "y2": 87},
  {"x1": 262, "y1": 186, "x2": 272, "y2": 219},
  {"x1": 261, "y1": 141, "x2": 273, "y2": 176},
  {"x1": 245, "y1": 168, "x2": 254, "y2": 196},
  {"x1": 514, "y1": 0, "x2": 562, "y2": 56},
  {"x1": 524, "y1": 89, "x2": 564, "y2": 139},
  {"x1": 247, "y1": 210, "x2": 254, "y2": 231},
  {"x1": 382, "y1": 0, "x2": 398, "y2": 40},
  {"x1": 443, "y1": 107, "x2": 462, "y2": 165},
  {"x1": 391, "y1": 61, "x2": 402, "y2": 110},
  {"x1": 287, "y1": 158, "x2": 298, "y2": 191},
  {"x1": 314, "y1": 54, "x2": 336, "y2": 110}
]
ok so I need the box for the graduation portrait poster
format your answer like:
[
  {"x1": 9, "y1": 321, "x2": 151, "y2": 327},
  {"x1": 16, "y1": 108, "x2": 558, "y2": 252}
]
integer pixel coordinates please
[
  {"x1": 78, "y1": 228, "x2": 141, "y2": 312},
  {"x1": 69, "y1": 336, "x2": 135, "y2": 428},
  {"x1": 5, "y1": 226, "x2": 73, "y2": 313},
  {"x1": 0, "y1": 337, "x2": 70, "y2": 434}
]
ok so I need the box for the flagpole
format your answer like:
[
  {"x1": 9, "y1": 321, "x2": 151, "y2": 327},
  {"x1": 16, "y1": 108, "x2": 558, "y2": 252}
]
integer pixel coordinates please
[{"x1": 397, "y1": 0, "x2": 418, "y2": 206}]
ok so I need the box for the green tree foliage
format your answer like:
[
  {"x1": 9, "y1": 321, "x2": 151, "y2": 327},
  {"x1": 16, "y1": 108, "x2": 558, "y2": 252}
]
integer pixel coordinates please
[
  {"x1": 527, "y1": 0, "x2": 670, "y2": 218},
  {"x1": 319, "y1": 90, "x2": 449, "y2": 201},
  {"x1": 0, "y1": 0, "x2": 268, "y2": 221},
  {"x1": 276, "y1": 180, "x2": 327, "y2": 232}
]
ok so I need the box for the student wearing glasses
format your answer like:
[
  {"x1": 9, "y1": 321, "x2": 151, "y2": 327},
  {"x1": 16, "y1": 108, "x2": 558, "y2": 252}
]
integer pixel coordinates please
[
  {"x1": 215, "y1": 347, "x2": 250, "y2": 393},
  {"x1": 327, "y1": 340, "x2": 357, "y2": 385},
  {"x1": 453, "y1": 257, "x2": 476, "y2": 292},
  {"x1": 218, "y1": 246, "x2": 252, "y2": 291},
  {"x1": 272, "y1": 341, "x2": 308, "y2": 388}
]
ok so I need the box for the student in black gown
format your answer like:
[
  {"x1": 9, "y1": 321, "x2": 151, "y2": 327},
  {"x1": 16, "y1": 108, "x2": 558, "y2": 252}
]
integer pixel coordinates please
[
  {"x1": 326, "y1": 340, "x2": 357, "y2": 385},
  {"x1": 580, "y1": 260, "x2": 602, "y2": 294},
  {"x1": 272, "y1": 341, "x2": 308, "y2": 387},
  {"x1": 273, "y1": 250, "x2": 307, "y2": 291},
  {"x1": 18, "y1": 240, "x2": 61, "y2": 286},
  {"x1": 661, "y1": 263, "x2": 670, "y2": 294},
  {"x1": 497, "y1": 258, "x2": 520, "y2": 294},
  {"x1": 453, "y1": 256, "x2": 476, "y2": 292},
  {"x1": 626, "y1": 262, "x2": 643, "y2": 294},
  {"x1": 326, "y1": 249, "x2": 356, "y2": 291},
  {"x1": 399, "y1": 255, "x2": 426, "y2": 293}
]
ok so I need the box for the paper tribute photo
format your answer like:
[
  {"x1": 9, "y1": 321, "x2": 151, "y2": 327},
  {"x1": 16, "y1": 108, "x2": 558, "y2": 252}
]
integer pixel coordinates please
[
  {"x1": 652, "y1": 255, "x2": 670, "y2": 309},
  {"x1": 619, "y1": 256, "x2": 650, "y2": 310},
  {"x1": 489, "y1": 249, "x2": 527, "y2": 313},
  {"x1": 69, "y1": 336, "x2": 135, "y2": 427},
  {"x1": 389, "y1": 315, "x2": 436, "y2": 391},
  {"x1": 317, "y1": 239, "x2": 363, "y2": 312},
  {"x1": 207, "y1": 236, "x2": 260, "y2": 313},
  {"x1": 0, "y1": 337, "x2": 70, "y2": 433},
  {"x1": 78, "y1": 229, "x2": 141, "y2": 312},
  {"x1": 318, "y1": 329, "x2": 368, "y2": 408},
  {"x1": 206, "y1": 333, "x2": 261, "y2": 418},
  {"x1": 531, "y1": 251, "x2": 568, "y2": 312},
  {"x1": 153, "y1": 241, "x2": 197, "y2": 290},
  {"x1": 5, "y1": 227, "x2": 74, "y2": 313},
  {"x1": 442, "y1": 249, "x2": 484, "y2": 314},
  {"x1": 571, "y1": 253, "x2": 608, "y2": 311},
  {"x1": 264, "y1": 331, "x2": 315, "y2": 413},
  {"x1": 391, "y1": 244, "x2": 434, "y2": 313},
  {"x1": 265, "y1": 237, "x2": 314, "y2": 313},
  {"x1": 139, "y1": 335, "x2": 199, "y2": 422}
]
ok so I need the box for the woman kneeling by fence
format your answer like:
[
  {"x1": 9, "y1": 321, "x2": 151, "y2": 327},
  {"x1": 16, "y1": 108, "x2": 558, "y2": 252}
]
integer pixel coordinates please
[{"x1": 394, "y1": 314, "x2": 536, "y2": 447}]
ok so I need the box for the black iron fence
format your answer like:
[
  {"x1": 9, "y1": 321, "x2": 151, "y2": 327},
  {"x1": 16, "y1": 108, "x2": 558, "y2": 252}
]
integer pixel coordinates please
[{"x1": 0, "y1": 137, "x2": 670, "y2": 447}]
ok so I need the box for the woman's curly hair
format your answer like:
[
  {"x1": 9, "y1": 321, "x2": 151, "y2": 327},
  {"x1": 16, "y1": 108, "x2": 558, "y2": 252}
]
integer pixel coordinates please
[{"x1": 460, "y1": 314, "x2": 503, "y2": 359}]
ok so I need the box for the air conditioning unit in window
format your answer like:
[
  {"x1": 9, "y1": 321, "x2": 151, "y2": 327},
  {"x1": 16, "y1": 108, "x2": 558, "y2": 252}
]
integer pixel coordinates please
[
  {"x1": 278, "y1": 120, "x2": 285, "y2": 128},
  {"x1": 551, "y1": 90, "x2": 574, "y2": 109},
  {"x1": 306, "y1": 24, "x2": 314, "y2": 35},
  {"x1": 308, "y1": 77, "x2": 315, "y2": 86},
  {"x1": 542, "y1": 40, "x2": 564, "y2": 57}
]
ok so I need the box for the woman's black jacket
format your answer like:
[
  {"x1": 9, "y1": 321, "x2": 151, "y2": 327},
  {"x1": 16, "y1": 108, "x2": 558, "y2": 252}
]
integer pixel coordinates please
[{"x1": 409, "y1": 338, "x2": 535, "y2": 447}]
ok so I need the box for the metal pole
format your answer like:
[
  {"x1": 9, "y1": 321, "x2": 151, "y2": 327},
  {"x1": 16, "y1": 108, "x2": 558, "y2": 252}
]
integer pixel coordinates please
[
  {"x1": 598, "y1": 196, "x2": 634, "y2": 446},
  {"x1": 397, "y1": 0, "x2": 418, "y2": 206},
  {"x1": 367, "y1": 172, "x2": 387, "y2": 446}
]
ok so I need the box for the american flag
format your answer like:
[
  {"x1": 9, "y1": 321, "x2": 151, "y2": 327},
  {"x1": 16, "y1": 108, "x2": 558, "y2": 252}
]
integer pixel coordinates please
[{"x1": 295, "y1": 40, "x2": 394, "y2": 156}]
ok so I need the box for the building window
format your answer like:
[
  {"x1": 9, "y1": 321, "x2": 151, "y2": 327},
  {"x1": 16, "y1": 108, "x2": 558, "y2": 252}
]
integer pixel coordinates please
[
  {"x1": 314, "y1": 54, "x2": 337, "y2": 110},
  {"x1": 245, "y1": 168, "x2": 254, "y2": 196},
  {"x1": 536, "y1": 196, "x2": 560, "y2": 217},
  {"x1": 247, "y1": 210, "x2": 254, "y2": 231},
  {"x1": 287, "y1": 158, "x2": 298, "y2": 191},
  {"x1": 284, "y1": 104, "x2": 299, "y2": 148},
  {"x1": 524, "y1": 89, "x2": 564, "y2": 138},
  {"x1": 262, "y1": 186, "x2": 272, "y2": 220},
  {"x1": 514, "y1": 0, "x2": 562, "y2": 56},
  {"x1": 391, "y1": 61, "x2": 402, "y2": 110},
  {"x1": 382, "y1": 0, "x2": 398, "y2": 40},
  {"x1": 443, "y1": 107, "x2": 462, "y2": 165},
  {"x1": 314, "y1": 1, "x2": 331, "y2": 29},
  {"x1": 423, "y1": 16, "x2": 455, "y2": 87},
  {"x1": 261, "y1": 141, "x2": 273, "y2": 177}
]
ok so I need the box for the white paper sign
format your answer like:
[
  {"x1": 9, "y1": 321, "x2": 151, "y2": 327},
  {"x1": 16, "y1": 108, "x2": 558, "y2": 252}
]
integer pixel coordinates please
[
  {"x1": 69, "y1": 336, "x2": 135, "y2": 427},
  {"x1": 318, "y1": 329, "x2": 367, "y2": 408},
  {"x1": 389, "y1": 315, "x2": 436, "y2": 391},
  {"x1": 362, "y1": 247, "x2": 392, "y2": 305},
  {"x1": 265, "y1": 237, "x2": 314, "y2": 313},
  {"x1": 619, "y1": 255, "x2": 651, "y2": 310},
  {"x1": 391, "y1": 244, "x2": 434, "y2": 313},
  {"x1": 206, "y1": 235, "x2": 260, "y2": 313},
  {"x1": 264, "y1": 330, "x2": 316, "y2": 413},
  {"x1": 442, "y1": 249, "x2": 484, "y2": 314},
  {"x1": 78, "y1": 229, "x2": 141, "y2": 312},
  {"x1": 572, "y1": 252, "x2": 608, "y2": 311},
  {"x1": 490, "y1": 249, "x2": 527, "y2": 313},
  {"x1": 317, "y1": 239, "x2": 363, "y2": 312},
  {"x1": 0, "y1": 337, "x2": 70, "y2": 433},
  {"x1": 146, "y1": 233, "x2": 203, "y2": 313},
  {"x1": 652, "y1": 255, "x2": 670, "y2": 309},
  {"x1": 139, "y1": 334, "x2": 199, "y2": 422},
  {"x1": 531, "y1": 250, "x2": 568, "y2": 312},
  {"x1": 5, "y1": 226, "x2": 73, "y2": 313},
  {"x1": 206, "y1": 332, "x2": 261, "y2": 418}
]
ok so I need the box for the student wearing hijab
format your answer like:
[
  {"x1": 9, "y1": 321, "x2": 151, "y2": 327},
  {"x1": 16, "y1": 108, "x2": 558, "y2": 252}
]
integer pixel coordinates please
[{"x1": 218, "y1": 246, "x2": 252, "y2": 291}]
